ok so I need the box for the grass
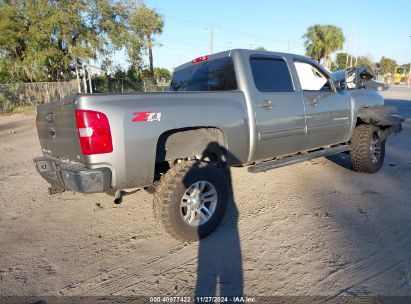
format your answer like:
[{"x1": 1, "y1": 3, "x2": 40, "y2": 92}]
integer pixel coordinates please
[
  {"x1": 0, "y1": 104, "x2": 36, "y2": 115},
  {"x1": 11, "y1": 105, "x2": 36, "y2": 114}
]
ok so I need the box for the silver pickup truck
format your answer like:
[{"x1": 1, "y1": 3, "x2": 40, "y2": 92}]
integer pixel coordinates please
[{"x1": 34, "y1": 49, "x2": 403, "y2": 241}]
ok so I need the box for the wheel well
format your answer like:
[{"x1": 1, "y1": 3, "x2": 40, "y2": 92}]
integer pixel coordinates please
[
  {"x1": 356, "y1": 107, "x2": 394, "y2": 130},
  {"x1": 354, "y1": 117, "x2": 392, "y2": 144},
  {"x1": 154, "y1": 127, "x2": 228, "y2": 178},
  {"x1": 356, "y1": 117, "x2": 366, "y2": 127},
  {"x1": 356, "y1": 117, "x2": 387, "y2": 129}
]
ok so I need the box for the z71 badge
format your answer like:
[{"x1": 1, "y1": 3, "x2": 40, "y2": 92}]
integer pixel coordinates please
[{"x1": 132, "y1": 112, "x2": 162, "y2": 122}]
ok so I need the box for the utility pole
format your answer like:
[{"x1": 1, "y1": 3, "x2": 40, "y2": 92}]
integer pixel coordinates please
[
  {"x1": 81, "y1": 62, "x2": 88, "y2": 93},
  {"x1": 408, "y1": 36, "x2": 411, "y2": 88},
  {"x1": 207, "y1": 27, "x2": 218, "y2": 54},
  {"x1": 346, "y1": 35, "x2": 352, "y2": 69},
  {"x1": 87, "y1": 65, "x2": 93, "y2": 94},
  {"x1": 208, "y1": 27, "x2": 214, "y2": 54},
  {"x1": 409, "y1": 61, "x2": 411, "y2": 88},
  {"x1": 287, "y1": 40, "x2": 295, "y2": 52},
  {"x1": 75, "y1": 64, "x2": 81, "y2": 93}
]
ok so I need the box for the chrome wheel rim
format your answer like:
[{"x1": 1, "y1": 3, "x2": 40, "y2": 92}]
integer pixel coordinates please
[
  {"x1": 370, "y1": 133, "x2": 381, "y2": 164},
  {"x1": 180, "y1": 181, "x2": 218, "y2": 226}
]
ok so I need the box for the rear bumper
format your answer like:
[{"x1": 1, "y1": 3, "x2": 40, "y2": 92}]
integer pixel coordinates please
[{"x1": 33, "y1": 156, "x2": 112, "y2": 193}]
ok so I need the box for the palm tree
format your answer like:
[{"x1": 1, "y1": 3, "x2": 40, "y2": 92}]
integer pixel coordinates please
[
  {"x1": 303, "y1": 24, "x2": 345, "y2": 70},
  {"x1": 129, "y1": 4, "x2": 163, "y2": 75}
]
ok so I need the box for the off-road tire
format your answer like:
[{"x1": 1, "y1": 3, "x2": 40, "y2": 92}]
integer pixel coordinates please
[
  {"x1": 153, "y1": 160, "x2": 229, "y2": 241},
  {"x1": 350, "y1": 124, "x2": 385, "y2": 173}
]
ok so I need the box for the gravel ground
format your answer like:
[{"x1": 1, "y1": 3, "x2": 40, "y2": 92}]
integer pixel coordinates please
[{"x1": 0, "y1": 88, "x2": 410, "y2": 299}]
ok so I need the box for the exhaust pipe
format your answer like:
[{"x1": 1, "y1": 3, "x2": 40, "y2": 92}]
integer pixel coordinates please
[{"x1": 113, "y1": 190, "x2": 123, "y2": 204}]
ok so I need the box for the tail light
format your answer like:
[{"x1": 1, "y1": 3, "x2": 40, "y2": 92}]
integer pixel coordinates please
[
  {"x1": 192, "y1": 55, "x2": 209, "y2": 64},
  {"x1": 75, "y1": 109, "x2": 113, "y2": 155}
]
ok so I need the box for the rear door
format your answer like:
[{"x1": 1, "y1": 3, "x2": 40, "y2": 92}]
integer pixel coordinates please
[
  {"x1": 250, "y1": 56, "x2": 306, "y2": 160},
  {"x1": 293, "y1": 60, "x2": 351, "y2": 149}
]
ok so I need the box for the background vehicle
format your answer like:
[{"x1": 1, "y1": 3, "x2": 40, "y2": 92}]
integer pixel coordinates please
[
  {"x1": 34, "y1": 49, "x2": 404, "y2": 241},
  {"x1": 332, "y1": 67, "x2": 388, "y2": 91},
  {"x1": 364, "y1": 79, "x2": 388, "y2": 91},
  {"x1": 384, "y1": 67, "x2": 410, "y2": 85}
]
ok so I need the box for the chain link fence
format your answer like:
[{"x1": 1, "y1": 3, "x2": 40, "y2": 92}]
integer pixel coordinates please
[
  {"x1": 0, "y1": 78, "x2": 170, "y2": 113},
  {"x1": 92, "y1": 77, "x2": 169, "y2": 93},
  {"x1": 0, "y1": 80, "x2": 78, "y2": 112}
]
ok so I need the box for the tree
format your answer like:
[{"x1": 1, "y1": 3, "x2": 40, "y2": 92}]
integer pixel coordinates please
[
  {"x1": 334, "y1": 52, "x2": 349, "y2": 71},
  {"x1": 0, "y1": 0, "x2": 128, "y2": 83},
  {"x1": 0, "y1": 0, "x2": 165, "y2": 86},
  {"x1": 356, "y1": 56, "x2": 373, "y2": 68},
  {"x1": 128, "y1": 4, "x2": 163, "y2": 76},
  {"x1": 379, "y1": 57, "x2": 397, "y2": 74},
  {"x1": 153, "y1": 67, "x2": 171, "y2": 83},
  {"x1": 303, "y1": 24, "x2": 345, "y2": 70},
  {"x1": 333, "y1": 52, "x2": 375, "y2": 72}
]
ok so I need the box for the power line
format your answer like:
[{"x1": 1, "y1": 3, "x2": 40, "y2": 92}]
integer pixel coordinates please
[
  {"x1": 164, "y1": 14, "x2": 293, "y2": 49},
  {"x1": 161, "y1": 34, "x2": 207, "y2": 44}
]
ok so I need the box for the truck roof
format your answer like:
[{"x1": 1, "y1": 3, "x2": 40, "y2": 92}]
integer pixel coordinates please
[{"x1": 174, "y1": 49, "x2": 314, "y2": 72}]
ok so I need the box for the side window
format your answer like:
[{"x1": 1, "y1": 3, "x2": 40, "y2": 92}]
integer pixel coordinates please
[
  {"x1": 294, "y1": 61, "x2": 333, "y2": 91},
  {"x1": 250, "y1": 57, "x2": 293, "y2": 92}
]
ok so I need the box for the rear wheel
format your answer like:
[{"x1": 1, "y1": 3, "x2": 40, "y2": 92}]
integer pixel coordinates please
[
  {"x1": 350, "y1": 124, "x2": 385, "y2": 173},
  {"x1": 153, "y1": 160, "x2": 229, "y2": 241},
  {"x1": 385, "y1": 76, "x2": 394, "y2": 85}
]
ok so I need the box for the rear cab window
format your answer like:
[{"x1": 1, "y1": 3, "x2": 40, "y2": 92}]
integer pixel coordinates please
[
  {"x1": 249, "y1": 57, "x2": 294, "y2": 92},
  {"x1": 169, "y1": 57, "x2": 237, "y2": 91}
]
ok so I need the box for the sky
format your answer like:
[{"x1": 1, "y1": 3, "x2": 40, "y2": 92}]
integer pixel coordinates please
[{"x1": 111, "y1": 0, "x2": 411, "y2": 71}]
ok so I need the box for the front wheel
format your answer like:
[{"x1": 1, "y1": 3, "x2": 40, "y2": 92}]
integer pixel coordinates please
[
  {"x1": 350, "y1": 124, "x2": 385, "y2": 173},
  {"x1": 153, "y1": 160, "x2": 229, "y2": 241}
]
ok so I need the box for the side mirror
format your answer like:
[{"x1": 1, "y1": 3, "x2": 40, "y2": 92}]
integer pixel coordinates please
[{"x1": 336, "y1": 80, "x2": 346, "y2": 91}]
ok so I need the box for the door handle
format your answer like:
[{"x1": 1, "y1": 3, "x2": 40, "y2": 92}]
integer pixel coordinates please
[
  {"x1": 46, "y1": 112, "x2": 54, "y2": 122},
  {"x1": 258, "y1": 100, "x2": 273, "y2": 110},
  {"x1": 308, "y1": 98, "x2": 318, "y2": 106},
  {"x1": 308, "y1": 91, "x2": 335, "y2": 106}
]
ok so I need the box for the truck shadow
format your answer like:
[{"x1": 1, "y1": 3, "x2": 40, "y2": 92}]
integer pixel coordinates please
[
  {"x1": 185, "y1": 143, "x2": 244, "y2": 300},
  {"x1": 185, "y1": 98, "x2": 409, "y2": 298},
  {"x1": 326, "y1": 152, "x2": 352, "y2": 170}
]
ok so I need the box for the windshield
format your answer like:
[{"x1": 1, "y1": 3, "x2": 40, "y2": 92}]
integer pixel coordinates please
[{"x1": 169, "y1": 57, "x2": 237, "y2": 91}]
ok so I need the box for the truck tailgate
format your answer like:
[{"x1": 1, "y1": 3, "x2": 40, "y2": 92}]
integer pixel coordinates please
[{"x1": 36, "y1": 97, "x2": 83, "y2": 162}]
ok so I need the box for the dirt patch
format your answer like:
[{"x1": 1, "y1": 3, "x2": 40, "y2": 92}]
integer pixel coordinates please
[{"x1": 1, "y1": 93, "x2": 411, "y2": 297}]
